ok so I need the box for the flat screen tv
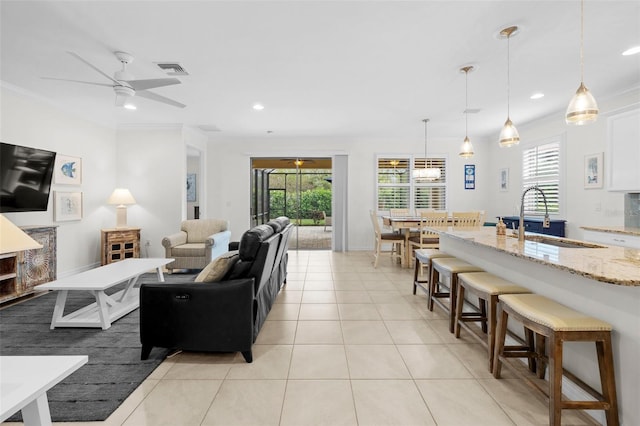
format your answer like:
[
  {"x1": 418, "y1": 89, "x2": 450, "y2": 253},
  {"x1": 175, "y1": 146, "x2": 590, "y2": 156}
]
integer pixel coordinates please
[{"x1": 0, "y1": 142, "x2": 56, "y2": 213}]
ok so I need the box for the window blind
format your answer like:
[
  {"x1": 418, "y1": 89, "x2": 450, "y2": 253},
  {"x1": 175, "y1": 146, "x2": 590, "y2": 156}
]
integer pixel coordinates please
[{"x1": 522, "y1": 141, "x2": 560, "y2": 214}]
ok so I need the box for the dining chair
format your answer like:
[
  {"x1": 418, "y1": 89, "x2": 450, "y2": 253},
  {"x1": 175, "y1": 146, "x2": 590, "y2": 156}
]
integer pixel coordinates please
[
  {"x1": 408, "y1": 211, "x2": 448, "y2": 267},
  {"x1": 370, "y1": 210, "x2": 404, "y2": 268},
  {"x1": 389, "y1": 208, "x2": 410, "y2": 217},
  {"x1": 452, "y1": 211, "x2": 481, "y2": 227}
]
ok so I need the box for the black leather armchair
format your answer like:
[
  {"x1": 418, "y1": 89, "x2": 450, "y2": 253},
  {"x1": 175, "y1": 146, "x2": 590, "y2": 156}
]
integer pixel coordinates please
[{"x1": 139, "y1": 217, "x2": 292, "y2": 363}]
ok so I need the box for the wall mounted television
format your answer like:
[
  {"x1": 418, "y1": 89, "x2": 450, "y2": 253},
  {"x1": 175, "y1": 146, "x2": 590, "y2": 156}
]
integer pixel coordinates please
[{"x1": 0, "y1": 142, "x2": 57, "y2": 213}]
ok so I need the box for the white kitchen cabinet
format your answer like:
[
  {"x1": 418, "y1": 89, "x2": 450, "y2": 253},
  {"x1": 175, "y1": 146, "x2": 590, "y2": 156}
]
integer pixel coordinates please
[
  {"x1": 607, "y1": 108, "x2": 640, "y2": 192},
  {"x1": 583, "y1": 229, "x2": 640, "y2": 249}
]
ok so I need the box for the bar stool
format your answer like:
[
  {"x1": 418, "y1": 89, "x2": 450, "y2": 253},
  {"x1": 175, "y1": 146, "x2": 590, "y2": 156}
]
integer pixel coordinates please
[
  {"x1": 454, "y1": 272, "x2": 531, "y2": 371},
  {"x1": 493, "y1": 294, "x2": 619, "y2": 426},
  {"x1": 413, "y1": 249, "x2": 453, "y2": 296},
  {"x1": 429, "y1": 257, "x2": 483, "y2": 333}
]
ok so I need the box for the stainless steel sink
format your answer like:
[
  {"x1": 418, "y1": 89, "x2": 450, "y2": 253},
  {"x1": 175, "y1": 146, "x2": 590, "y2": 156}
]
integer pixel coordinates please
[{"x1": 509, "y1": 234, "x2": 606, "y2": 249}]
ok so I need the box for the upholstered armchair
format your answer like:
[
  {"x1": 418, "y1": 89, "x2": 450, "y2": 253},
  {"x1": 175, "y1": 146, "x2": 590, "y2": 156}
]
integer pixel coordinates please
[{"x1": 162, "y1": 218, "x2": 231, "y2": 272}]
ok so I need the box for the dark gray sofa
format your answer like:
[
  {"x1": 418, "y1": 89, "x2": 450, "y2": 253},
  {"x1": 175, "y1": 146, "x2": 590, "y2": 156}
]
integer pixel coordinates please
[{"x1": 139, "y1": 217, "x2": 293, "y2": 363}]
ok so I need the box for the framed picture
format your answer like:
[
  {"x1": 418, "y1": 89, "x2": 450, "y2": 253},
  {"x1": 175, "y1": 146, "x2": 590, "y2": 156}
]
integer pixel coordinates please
[
  {"x1": 499, "y1": 168, "x2": 509, "y2": 191},
  {"x1": 186, "y1": 173, "x2": 197, "y2": 202},
  {"x1": 464, "y1": 164, "x2": 475, "y2": 190},
  {"x1": 54, "y1": 191, "x2": 83, "y2": 221},
  {"x1": 54, "y1": 154, "x2": 82, "y2": 185},
  {"x1": 584, "y1": 152, "x2": 603, "y2": 189}
]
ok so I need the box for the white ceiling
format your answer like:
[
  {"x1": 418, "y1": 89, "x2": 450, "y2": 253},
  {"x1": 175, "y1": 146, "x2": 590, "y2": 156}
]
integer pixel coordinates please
[{"x1": 1, "y1": 1, "x2": 639, "y2": 142}]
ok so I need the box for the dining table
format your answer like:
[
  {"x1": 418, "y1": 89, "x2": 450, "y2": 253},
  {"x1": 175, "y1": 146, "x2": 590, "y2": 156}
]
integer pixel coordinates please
[{"x1": 382, "y1": 216, "x2": 482, "y2": 267}]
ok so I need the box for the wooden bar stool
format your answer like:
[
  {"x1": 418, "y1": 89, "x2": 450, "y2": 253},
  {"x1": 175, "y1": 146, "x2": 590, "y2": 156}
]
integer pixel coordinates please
[
  {"x1": 493, "y1": 294, "x2": 619, "y2": 426},
  {"x1": 429, "y1": 257, "x2": 483, "y2": 333},
  {"x1": 413, "y1": 249, "x2": 453, "y2": 296},
  {"x1": 454, "y1": 272, "x2": 531, "y2": 371}
]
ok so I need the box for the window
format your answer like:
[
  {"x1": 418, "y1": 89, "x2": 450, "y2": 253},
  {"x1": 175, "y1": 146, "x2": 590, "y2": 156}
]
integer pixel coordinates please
[
  {"x1": 376, "y1": 156, "x2": 447, "y2": 212},
  {"x1": 522, "y1": 139, "x2": 561, "y2": 215}
]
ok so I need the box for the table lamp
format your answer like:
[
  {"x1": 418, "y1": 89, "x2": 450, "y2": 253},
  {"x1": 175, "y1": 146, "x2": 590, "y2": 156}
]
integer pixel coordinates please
[
  {"x1": 107, "y1": 188, "x2": 136, "y2": 228},
  {"x1": 0, "y1": 214, "x2": 43, "y2": 254}
]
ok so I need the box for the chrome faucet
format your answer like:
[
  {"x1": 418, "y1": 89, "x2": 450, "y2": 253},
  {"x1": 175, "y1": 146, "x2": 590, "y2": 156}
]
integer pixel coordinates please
[{"x1": 519, "y1": 185, "x2": 550, "y2": 242}]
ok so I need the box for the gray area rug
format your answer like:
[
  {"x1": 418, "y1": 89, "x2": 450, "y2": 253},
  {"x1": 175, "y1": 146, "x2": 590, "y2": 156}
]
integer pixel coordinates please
[{"x1": 0, "y1": 271, "x2": 197, "y2": 422}]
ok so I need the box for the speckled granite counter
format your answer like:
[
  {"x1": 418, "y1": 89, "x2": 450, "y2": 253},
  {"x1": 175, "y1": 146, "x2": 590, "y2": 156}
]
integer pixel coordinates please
[
  {"x1": 434, "y1": 227, "x2": 640, "y2": 287},
  {"x1": 581, "y1": 225, "x2": 640, "y2": 237}
]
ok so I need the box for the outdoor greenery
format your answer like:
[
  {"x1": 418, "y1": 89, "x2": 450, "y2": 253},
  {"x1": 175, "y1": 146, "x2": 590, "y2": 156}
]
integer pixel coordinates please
[{"x1": 268, "y1": 169, "x2": 331, "y2": 223}]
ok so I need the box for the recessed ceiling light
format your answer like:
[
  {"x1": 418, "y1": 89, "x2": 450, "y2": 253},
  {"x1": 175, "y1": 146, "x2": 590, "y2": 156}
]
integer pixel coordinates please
[
  {"x1": 530, "y1": 93, "x2": 545, "y2": 100},
  {"x1": 622, "y1": 46, "x2": 640, "y2": 56},
  {"x1": 124, "y1": 103, "x2": 137, "y2": 110},
  {"x1": 253, "y1": 103, "x2": 264, "y2": 110}
]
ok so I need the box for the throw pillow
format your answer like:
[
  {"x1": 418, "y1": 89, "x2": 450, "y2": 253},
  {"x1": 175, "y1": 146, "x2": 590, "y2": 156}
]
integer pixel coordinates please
[{"x1": 195, "y1": 251, "x2": 239, "y2": 283}]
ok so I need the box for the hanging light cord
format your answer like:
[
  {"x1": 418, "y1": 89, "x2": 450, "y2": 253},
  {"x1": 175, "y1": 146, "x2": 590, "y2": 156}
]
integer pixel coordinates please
[
  {"x1": 465, "y1": 70, "x2": 469, "y2": 136},
  {"x1": 580, "y1": 0, "x2": 584, "y2": 83},
  {"x1": 506, "y1": 33, "x2": 511, "y2": 117},
  {"x1": 423, "y1": 119, "x2": 428, "y2": 169}
]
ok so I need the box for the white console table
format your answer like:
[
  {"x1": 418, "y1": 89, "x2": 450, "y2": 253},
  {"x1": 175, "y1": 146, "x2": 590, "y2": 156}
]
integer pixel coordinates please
[
  {"x1": 36, "y1": 258, "x2": 173, "y2": 330},
  {"x1": 0, "y1": 355, "x2": 88, "y2": 426}
]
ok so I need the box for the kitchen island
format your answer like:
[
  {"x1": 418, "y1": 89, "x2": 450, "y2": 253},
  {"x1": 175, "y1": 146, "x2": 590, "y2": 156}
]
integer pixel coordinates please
[{"x1": 435, "y1": 226, "x2": 639, "y2": 425}]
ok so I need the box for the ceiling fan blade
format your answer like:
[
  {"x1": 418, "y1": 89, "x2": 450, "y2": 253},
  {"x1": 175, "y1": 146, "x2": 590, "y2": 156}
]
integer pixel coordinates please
[
  {"x1": 136, "y1": 90, "x2": 186, "y2": 108},
  {"x1": 41, "y1": 77, "x2": 113, "y2": 87},
  {"x1": 128, "y1": 78, "x2": 181, "y2": 91},
  {"x1": 67, "y1": 51, "x2": 120, "y2": 84}
]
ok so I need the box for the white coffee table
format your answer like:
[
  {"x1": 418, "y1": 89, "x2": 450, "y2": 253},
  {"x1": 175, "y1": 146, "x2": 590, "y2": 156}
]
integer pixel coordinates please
[
  {"x1": 36, "y1": 258, "x2": 174, "y2": 330},
  {"x1": 0, "y1": 355, "x2": 88, "y2": 426}
]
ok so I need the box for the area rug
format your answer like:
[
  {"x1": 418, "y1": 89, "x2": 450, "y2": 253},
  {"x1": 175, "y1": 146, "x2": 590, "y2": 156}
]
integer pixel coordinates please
[{"x1": 0, "y1": 271, "x2": 197, "y2": 422}]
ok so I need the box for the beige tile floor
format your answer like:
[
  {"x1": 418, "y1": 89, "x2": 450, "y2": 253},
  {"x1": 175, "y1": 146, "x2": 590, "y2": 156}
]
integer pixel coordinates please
[{"x1": 6, "y1": 251, "x2": 599, "y2": 426}]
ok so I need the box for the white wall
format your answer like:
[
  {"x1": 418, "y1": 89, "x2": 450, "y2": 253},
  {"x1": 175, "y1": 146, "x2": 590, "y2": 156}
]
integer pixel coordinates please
[
  {"x1": 1, "y1": 86, "x2": 117, "y2": 276},
  {"x1": 205, "y1": 134, "x2": 491, "y2": 250},
  {"x1": 486, "y1": 88, "x2": 639, "y2": 239},
  {"x1": 115, "y1": 126, "x2": 186, "y2": 258}
]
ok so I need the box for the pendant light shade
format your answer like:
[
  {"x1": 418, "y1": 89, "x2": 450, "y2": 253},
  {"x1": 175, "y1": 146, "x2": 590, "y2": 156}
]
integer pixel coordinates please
[
  {"x1": 498, "y1": 26, "x2": 519, "y2": 148},
  {"x1": 566, "y1": 0, "x2": 598, "y2": 125},
  {"x1": 459, "y1": 66, "x2": 475, "y2": 158},
  {"x1": 413, "y1": 119, "x2": 441, "y2": 181}
]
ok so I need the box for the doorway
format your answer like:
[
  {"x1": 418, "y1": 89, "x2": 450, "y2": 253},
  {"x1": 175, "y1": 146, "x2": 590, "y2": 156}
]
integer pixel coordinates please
[{"x1": 250, "y1": 157, "x2": 332, "y2": 250}]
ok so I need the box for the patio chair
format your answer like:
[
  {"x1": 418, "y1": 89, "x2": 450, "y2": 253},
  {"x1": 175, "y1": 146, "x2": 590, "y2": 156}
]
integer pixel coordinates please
[{"x1": 322, "y1": 211, "x2": 332, "y2": 231}]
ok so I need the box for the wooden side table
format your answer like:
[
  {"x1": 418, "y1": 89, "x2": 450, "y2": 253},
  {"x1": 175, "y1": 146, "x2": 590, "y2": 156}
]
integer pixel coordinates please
[{"x1": 101, "y1": 228, "x2": 140, "y2": 265}]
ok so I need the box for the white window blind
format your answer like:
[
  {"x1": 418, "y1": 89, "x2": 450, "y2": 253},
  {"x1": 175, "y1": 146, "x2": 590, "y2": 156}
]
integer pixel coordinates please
[
  {"x1": 377, "y1": 156, "x2": 447, "y2": 211},
  {"x1": 522, "y1": 141, "x2": 560, "y2": 215}
]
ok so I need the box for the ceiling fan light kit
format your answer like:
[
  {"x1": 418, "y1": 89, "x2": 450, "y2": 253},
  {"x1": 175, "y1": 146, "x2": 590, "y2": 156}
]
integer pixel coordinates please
[{"x1": 42, "y1": 51, "x2": 186, "y2": 109}]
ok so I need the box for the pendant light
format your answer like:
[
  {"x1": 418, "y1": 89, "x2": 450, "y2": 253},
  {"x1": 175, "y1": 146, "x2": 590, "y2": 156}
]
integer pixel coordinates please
[
  {"x1": 459, "y1": 66, "x2": 475, "y2": 158},
  {"x1": 498, "y1": 26, "x2": 520, "y2": 148},
  {"x1": 413, "y1": 119, "x2": 441, "y2": 181},
  {"x1": 566, "y1": 0, "x2": 598, "y2": 125}
]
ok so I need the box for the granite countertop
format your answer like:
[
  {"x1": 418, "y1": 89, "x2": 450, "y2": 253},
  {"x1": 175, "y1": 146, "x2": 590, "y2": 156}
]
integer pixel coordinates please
[
  {"x1": 580, "y1": 225, "x2": 640, "y2": 237},
  {"x1": 433, "y1": 226, "x2": 640, "y2": 287}
]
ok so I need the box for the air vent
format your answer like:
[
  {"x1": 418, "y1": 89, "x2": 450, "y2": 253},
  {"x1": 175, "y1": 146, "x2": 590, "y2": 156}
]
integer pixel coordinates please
[
  {"x1": 155, "y1": 62, "x2": 189, "y2": 76},
  {"x1": 464, "y1": 108, "x2": 481, "y2": 114},
  {"x1": 197, "y1": 124, "x2": 221, "y2": 132}
]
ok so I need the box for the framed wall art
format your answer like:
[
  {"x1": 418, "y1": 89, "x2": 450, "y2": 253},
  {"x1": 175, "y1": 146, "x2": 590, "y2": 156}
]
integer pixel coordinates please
[
  {"x1": 186, "y1": 173, "x2": 197, "y2": 202},
  {"x1": 54, "y1": 191, "x2": 83, "y2": 221},
  {"x1": 54, "y1": 154, "x2": 82, "y2": 185},
  {"x1": 464, "y1": 164, "x2": 475, "y2": 190},
  {"x1": 499, "y1": 168, "x2": 509, "y2": 192},
  {"x1": 584, "y1": 152, "x2": 603, "y2": 189}
]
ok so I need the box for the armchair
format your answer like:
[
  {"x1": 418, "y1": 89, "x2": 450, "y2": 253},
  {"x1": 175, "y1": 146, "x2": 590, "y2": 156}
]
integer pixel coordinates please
[{"x1": 162, "y1": 218, "x2": 231, "y2": 272}]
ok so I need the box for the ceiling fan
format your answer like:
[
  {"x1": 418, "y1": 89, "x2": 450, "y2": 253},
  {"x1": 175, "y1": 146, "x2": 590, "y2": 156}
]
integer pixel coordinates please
[{"x1": 43, "y1": 51, "x2": 186, "y2": 108}]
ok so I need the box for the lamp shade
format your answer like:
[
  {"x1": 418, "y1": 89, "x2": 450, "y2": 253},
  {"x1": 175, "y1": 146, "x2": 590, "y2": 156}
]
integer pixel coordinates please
[
  {"x1": 0, "y1": 215, "x2": 43, "y2": 254},
  {"x1": 107, "y1": 188, "x2": 136, "y2": 206},
  {"x1": 459, "y1": 137, "x2": 474, "y2": 158},
  {"x1": 499, "y1": 117, "x2": 520, "y2": 147},
  {"x1": 566, "y1": 82, "x2": 599, "y2": 125}
]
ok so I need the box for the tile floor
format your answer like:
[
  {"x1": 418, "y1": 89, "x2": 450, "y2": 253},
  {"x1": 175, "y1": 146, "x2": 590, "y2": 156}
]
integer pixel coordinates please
[{"x1": 7, "y1": 250, "x2": 598, "y2": 426}]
